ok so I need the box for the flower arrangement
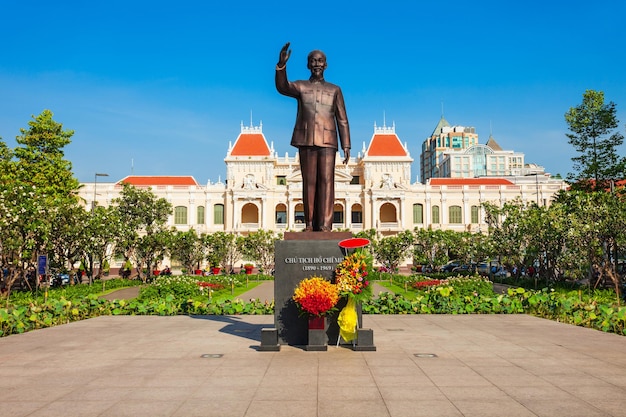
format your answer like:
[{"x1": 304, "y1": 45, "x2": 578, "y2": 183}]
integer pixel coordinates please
[
  {"x1": 293, "y1": 276, "x2": 340, "y2": 317},
  {"x1": 334, "y1": 251, "x2": 372, "y2": 302}
]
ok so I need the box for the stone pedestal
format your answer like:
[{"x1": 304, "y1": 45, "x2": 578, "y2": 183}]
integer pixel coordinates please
[
  {"x1": 354, "y1": 328, "x2": 376, "y2": 351},
  {"x1": 258, "y1": 328, "x2": 280, "y2": 352},
  {"x1": 259, "y1": 231, "x2": 376, "y2": 352},
  {"x1": 306, "y1": 316, "x2": 328, "y2": 351},
  {"x1": 273, "y1": 232, "x2": 350, "y2": 346}
]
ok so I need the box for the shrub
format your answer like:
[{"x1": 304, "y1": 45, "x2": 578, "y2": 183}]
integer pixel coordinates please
[{"x1": 139, "y1": 275, "x2": 204, "y2": 300}]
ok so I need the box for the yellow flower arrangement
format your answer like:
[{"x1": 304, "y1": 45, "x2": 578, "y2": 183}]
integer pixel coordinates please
[{"x1": 293, "y1": 276, "x2": 340, "y2": 317}]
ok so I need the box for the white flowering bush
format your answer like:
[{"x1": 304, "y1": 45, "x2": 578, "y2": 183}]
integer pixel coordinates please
[{"x1": 139, "y1": 275, "x2": 204, "y2": 300}]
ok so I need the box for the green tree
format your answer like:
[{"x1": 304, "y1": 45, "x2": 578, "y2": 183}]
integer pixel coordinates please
[
  {"x1": 0, "y1": 110, "x2": 80, "y2": 298},
  {"x1": 170, "y1": 229, "x2": 206, "y2": 273},
  {"x1": 371, "y1": 230, "x2": 413, "y2": 272},
  {"x1": 565, "y1": 90, "x2": 626, "y2": 191},
  {"x1": 205, "y1": 231, "x2": 239, "y2": 273},
  {"x1": 113, "y1": 183, "x2": 172, "y2": 281},
  {"x1": 83, "y1": 205, "x2": 124, "y2": 280},
  {"x1": 239, "y1": 229, "x2": 280, "y2": 274},
  {"x1": 483, "y1": 200, "x2": 530, "y2": 272},
  {"x1": 412, "y1": 228, "x2": 455, "y2": 270},
  {"x1": 519, "y1": 202, "x2": 570, "y2": 282},
  {"x1": 47, "y1": 203, "x2": 89, "y2": 279},
  {"x1": 556, "y1": 190, "x2": 625, "y2": 300}
]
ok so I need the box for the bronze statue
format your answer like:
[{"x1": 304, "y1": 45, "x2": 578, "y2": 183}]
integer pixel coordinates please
[{"x1": 275, "y1": 42, "x2": 351, "y2": 232}]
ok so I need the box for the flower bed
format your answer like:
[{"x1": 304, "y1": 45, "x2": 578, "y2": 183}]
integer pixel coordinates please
[
  {"x1": 3, "y1": 276, "x2": 626, "y2": 338},
  {"x1": 413, "y1": 279, "x2": 444, "y2": 289}
]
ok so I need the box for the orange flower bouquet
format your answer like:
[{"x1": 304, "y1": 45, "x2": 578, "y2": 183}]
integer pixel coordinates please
[{"x1": 293, "y1": 276, "x2": 340, "y2": 317}]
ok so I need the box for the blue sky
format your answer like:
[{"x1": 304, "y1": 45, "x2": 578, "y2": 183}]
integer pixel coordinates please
[{"x1": 1, "y1": 0, "x2": 625, "y2": 183}]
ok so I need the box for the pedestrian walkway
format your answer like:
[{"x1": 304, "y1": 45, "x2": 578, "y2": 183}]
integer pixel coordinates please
[
  {"x1": 7, "y1": 280, "x2": 621, "y2": 416},
  {"x1": 98, "y1": 286, "x2": 141, "y2": 301},
  {"x1": 1, "y1": 313, "x2": 625, "y2": 416}
]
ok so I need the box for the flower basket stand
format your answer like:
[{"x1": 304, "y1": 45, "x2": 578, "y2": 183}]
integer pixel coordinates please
[
  {"x1": 306, "y1": 316, "x2": 328, "y2": 351},
  {"x1": 335, "y1": 299, "x2": 376, "y2": 351}
]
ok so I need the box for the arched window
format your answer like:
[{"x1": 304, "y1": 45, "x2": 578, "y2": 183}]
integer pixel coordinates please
[
  {"x1": 449, "y1": 205, "x2": 462, "y2": 224},
  {"x1": 432, "y1": 205, "x2": 440, "y2": 224},
  {"x1": 333, "y1": 203, "x2": 344, "y2": 224},
  {"x1": 174, "y1": 206, "x2": 188, "y2": 225},
  {"x1": 275, "y1": 203, "x2": 287, "y2": 224},
  {"x1": 351, "y1": 203, "x2": 363, "y2": 224},
  {"x1": 379, "y1": 203, "x2": 397, "y2": 222},
  {"x1": 197, "y1": 206, "x2": 205, "y2": 225},
  {"x1": 294, "y1": 203, "x2": 305, "y2": 224},
  {"x1": 471, "y1": 205, "x2": 479, "y2": 224},
  {"x1": 241, "y1": 203, "x2": 259, "y2": 223},
  {"x1": 413, "y1": 203, "x2": 423, "y2": 224},
  {"x1": 214, "y1": 204, "x2": 224, "y2": 225}
]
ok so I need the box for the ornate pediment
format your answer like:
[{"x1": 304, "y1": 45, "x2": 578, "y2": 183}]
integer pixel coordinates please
[
  {"x1": 377, "y1": 173, "x2": 407, "y2": 190},
  {"x1": 241, "y1": 174, "x2": 268, "y2": 190},
  {"x1": 285, "y1": 168, "x2": 353, "y2": 183}
]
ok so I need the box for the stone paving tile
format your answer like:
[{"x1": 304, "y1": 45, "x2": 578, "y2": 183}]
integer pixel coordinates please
[
  {"x1": 29, "y1": 401, "x2": 115, "y2": 417},
  {"x1": 98, "y1": 400, "x2": 185, "y2": 417},
  {"x1": 173, "y1": 400, "x2": 251, "y2": 417},
  {"x1": 0, "y1": 401, "x2": 50, "y2": 417},
  {"x1": 521, "y1": 399, "x2": 612, "y2": 417},
  {"x1": 452, "y1": 399, "x2": 537, "y2": 417},
  {"x1": 318, "y1": 399, "x2": 391, "y2": 417},
  {"x1": 247, "y1": 400, "x2": 319, "y2": 417},
  {"x1": 1, "y1": 314, "x2": 626, "y2": 416}
]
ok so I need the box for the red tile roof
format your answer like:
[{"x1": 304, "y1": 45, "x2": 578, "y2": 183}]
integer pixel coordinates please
[
  {"x1": 429, "y1": 178, "x2": 514, "y2": 186},
  {"x1": 118, "y1": 176, "x2": 199, "y2": 186},
  {"x1": 367, "y1": 134, "x2": 408, "y2": 157},
  {"x1": 230, "y1": 133, "x2": 271, "y2": 156}
]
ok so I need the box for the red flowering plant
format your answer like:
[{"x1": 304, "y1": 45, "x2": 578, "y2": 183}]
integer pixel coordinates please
[
  {"x1": 197, "y1": 282, "x2": 225, "y2": 290},
  {"x1": 412, "y1": 279, "x2": 444, "y2": 289},
  {"x1": 293, "y1": 276, "x2": 340, "y2": 317},
  {"x1": 334, "y1": 251, "x2": 373, "y2": 303}
]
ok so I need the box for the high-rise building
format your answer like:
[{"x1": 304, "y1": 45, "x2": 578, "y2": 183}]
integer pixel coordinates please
[
  {"x1": 420, "y1": 116, "x2": 534, "y2": 182},
  {"x1": 420, "y1": 116, "x2": 479, "y2": 182}
]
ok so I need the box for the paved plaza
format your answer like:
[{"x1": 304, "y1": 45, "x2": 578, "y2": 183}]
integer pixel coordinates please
[{"x1": 1, "y1": 284, "x2": 626, "y2": 416}]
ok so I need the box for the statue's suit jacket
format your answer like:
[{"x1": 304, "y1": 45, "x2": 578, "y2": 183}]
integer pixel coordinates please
[{"x1": 275, "y1": 67, "x2": 350, "y2": 151}]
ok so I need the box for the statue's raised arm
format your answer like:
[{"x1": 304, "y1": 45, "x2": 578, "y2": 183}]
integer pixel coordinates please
[{"x1": 277, "y1": 42, "x2": 291, "y2": 68}]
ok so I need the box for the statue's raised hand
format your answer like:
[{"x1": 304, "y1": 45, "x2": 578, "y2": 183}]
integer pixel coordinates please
[{"x1": 277, "y1": 42, "x2": 291, "y2": 67}]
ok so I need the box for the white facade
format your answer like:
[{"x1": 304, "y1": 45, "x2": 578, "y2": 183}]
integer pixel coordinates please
[{"x1": 81, "y1": 123, "x2": 568, "y2": 238}]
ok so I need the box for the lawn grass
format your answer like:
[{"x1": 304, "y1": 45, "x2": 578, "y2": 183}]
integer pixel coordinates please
[
  {"x1": 374, "y1": 280, "x2": 419, "y2": 300},
  {"x1": 210, "y1": 281, "x2": 265, "y2": 303}
]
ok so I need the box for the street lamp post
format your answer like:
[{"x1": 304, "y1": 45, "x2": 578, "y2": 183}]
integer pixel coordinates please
[
  {"x1": 93, "y1": 173, "x2": 109, "y2": 212},
  {"x1": 534, "y1": 173, "x2": 539, "y2": 205},
  {"x1": 525, "y1": 172, "x2": 540, "y2": 205},
  {"x1": 90, "y1": 173, "x2": 109, "y2": 284}
]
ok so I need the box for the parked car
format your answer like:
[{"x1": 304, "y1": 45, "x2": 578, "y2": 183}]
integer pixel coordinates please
[
  {"x1": 412, "y1": 264, "x2": 433, "y2": 273},
  {"x1": 441, "y1": 261, "x2": 461, "y2": 272},
  {"x1": 452, "y1": 263, "x2": 478, "y2": 274},
  {"x1": 46, "y1": 272, "x2": 69, "y2": 287},
  {"x1": 477, "y1": 262, "x2": 490, "y2": 276},
  {"x1": 493, "y1": 266, "x2": 509, "y2": 278}
]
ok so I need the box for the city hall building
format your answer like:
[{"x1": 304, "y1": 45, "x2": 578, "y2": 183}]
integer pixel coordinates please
[{"x1": 81, "y1": 119, "x2": 567, "y2": 237}]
